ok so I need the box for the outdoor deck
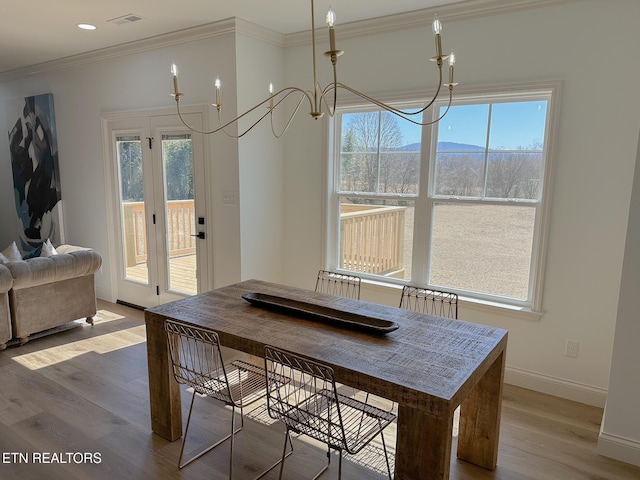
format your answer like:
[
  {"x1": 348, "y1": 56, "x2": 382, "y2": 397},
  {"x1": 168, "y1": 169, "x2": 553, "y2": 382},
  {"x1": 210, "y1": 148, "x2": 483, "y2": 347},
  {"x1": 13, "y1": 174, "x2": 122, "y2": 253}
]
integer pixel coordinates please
[
  {"x1": 122, "y1": 200, "x2": 408, "y2": 292},
  {"x1": 125, "y1": 254, "x2": 197, "y2": 294}
]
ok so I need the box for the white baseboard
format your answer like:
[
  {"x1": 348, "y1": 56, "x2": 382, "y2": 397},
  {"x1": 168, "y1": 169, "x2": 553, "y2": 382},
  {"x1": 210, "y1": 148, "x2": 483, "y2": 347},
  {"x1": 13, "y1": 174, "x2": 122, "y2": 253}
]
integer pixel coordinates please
[
  {"x1": 505, "y1": 366, "x2": 607, "y2": 407},
  {"x1": 597, "y1": 432, "x2": 640, "y2": 467}
]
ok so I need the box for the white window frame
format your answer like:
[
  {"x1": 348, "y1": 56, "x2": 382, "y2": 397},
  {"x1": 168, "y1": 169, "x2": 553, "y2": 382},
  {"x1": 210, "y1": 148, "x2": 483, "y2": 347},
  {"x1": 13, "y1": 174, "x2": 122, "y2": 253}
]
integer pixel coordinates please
[{"x1": 325, "y1": 82, "x2": 560, "y2": 313}]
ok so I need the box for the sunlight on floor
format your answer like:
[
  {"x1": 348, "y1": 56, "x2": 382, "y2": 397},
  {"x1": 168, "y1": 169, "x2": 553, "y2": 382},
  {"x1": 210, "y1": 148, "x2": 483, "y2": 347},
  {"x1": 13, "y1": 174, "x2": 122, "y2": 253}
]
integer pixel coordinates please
[{"x1": 8, "y1": 308, "x2": 145, "y2": 370}]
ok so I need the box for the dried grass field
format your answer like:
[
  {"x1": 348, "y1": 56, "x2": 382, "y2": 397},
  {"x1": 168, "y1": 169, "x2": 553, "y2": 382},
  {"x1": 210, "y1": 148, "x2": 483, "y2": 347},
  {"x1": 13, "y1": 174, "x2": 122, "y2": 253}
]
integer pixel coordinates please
[{"x1": 405, "y1": 204, "x2": 535, "y2": 300}]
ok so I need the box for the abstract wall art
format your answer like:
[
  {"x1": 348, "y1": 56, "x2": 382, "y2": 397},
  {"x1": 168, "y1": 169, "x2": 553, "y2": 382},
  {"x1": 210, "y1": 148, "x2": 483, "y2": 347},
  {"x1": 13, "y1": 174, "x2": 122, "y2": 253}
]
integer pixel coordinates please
[{"x1": 6, "y1": 93, "x2": 64, "y2": 257}]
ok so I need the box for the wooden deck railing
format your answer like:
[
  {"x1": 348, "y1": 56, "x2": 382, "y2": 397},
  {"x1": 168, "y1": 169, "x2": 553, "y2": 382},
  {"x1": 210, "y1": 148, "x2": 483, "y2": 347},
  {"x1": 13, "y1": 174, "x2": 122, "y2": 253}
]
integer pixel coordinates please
[
  {"x1": 123, "y1": 200, "x2": 405, "y2": 276},
  {"x1": 340, "y1": 204, "x2": 406, "y2": 276},
  {"x1": 122, "y1": 201, "x2": 196, "y2": 266},
  {"x1": 165, "y1": 200, "x2": 197, "y2": 257}
]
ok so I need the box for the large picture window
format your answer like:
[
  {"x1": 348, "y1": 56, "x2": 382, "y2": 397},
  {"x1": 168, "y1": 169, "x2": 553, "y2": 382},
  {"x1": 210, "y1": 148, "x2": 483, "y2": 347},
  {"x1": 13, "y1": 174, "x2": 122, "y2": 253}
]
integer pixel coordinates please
[{"x1": 327, "y1": 87, "x2": 556, "y2": 310}]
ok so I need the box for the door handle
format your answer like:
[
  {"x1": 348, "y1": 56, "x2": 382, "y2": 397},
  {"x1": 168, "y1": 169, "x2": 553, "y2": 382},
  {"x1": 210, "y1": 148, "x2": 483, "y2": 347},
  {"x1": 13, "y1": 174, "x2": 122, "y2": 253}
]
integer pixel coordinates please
[{"x1": 191, "y1": 232, "x2": 205, "y2": 240}]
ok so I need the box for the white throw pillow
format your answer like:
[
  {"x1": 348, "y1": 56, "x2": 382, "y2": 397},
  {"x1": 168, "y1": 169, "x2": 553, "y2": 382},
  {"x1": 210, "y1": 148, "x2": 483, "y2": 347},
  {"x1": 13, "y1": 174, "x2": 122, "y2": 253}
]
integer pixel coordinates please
[
  {"x1": 41, "y1": 239, "x2": 58, "y2": 257},
  {"x1": 1, "y1": 242, "x2": 22, "y2": 262}
]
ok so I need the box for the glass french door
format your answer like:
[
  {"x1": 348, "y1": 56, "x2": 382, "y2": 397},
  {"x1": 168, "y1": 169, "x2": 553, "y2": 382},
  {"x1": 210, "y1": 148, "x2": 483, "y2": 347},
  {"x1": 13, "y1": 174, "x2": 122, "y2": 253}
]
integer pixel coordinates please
[{"x1": 106, "y1": 110, "x2": 209, "y2": 307}]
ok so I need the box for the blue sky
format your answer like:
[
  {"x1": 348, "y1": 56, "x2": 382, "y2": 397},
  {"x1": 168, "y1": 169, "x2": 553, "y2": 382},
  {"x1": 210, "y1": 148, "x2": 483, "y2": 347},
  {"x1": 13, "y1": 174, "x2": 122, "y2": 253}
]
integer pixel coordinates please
[{"x1": 398, "y1": 100, "x2": 548, "y2": 150}]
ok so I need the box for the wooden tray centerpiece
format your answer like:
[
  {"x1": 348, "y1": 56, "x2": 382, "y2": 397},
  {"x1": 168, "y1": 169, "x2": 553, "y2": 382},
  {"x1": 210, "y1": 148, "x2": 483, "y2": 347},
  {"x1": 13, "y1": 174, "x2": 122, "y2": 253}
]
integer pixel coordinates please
[{"x1": 241, "y1": 292, "x2": 398, "y2": 334}]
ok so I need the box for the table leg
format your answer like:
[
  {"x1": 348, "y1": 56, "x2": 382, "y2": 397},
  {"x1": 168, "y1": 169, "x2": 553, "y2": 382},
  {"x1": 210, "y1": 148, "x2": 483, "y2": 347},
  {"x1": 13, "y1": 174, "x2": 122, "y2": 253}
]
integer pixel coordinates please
[
  {"x1": 457, "y1": 349, "x2": 505, "y2": 469},
  {"x1": 395, "y1": 405, "x2": 453, "y2": 480},
  {"x1": 145, "y1": 311, "x2": 182, "y2": 441}
]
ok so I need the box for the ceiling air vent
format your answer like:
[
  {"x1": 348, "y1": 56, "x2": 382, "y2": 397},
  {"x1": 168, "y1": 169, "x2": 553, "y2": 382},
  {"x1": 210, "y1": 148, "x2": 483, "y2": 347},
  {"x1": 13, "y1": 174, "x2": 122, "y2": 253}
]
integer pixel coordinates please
[{"x1": 107, "y1": 14, "x2": 144, "y2": 26}]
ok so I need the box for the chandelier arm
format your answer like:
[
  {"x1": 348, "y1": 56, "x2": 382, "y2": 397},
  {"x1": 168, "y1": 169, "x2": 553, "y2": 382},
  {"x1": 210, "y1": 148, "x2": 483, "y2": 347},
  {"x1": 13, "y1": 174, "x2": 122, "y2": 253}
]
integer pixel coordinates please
[
  {"x1": 404, "y1": 66, "x2": 445, "y2": 115},
  {"x1": 170, "y1": 2, "x2": 456, "y2": 137},
  {"x1": 219, "y1": 88, "x2": 312, "y2": 139},
  {"x1": 311, "y1": 0, "x2": 320, "y2": 114},
  {"x1": 274, "y1": 87, "x2": 316, "y2": 115},
  {"x1": 317, "y1": 82, "x2": 335, "y2": 119},
  {"x1": 331, "y1": 80, "x2": 453, "y2": 127},
  {"x1": 216, "y1": 88, "x2": 307, "y2": 137},
  {"x1": 315, "y1": 57, "x2": 340, "y2": 119},
  {"x1": 317, "y1": 62, "x2": 339, "y2": 118},
  {"x1": 333, "y1": 73, "x2": 443, "y2": 118},
  {"x1": 270, "y1": 93, "x2": 307, "y2": 138},
  {"x1": 419, "y1": 87, "x2": 454, "y2": 127},
  {"x1": 174, "y1": 87, "x2": 314, "y2": 137},
  {"x1": 331, "y1": 62, "x2": 338, "y2": 115},
  {"x1": 217, "y1": 110, "x2": 268, "y2": 138},
  {"x1": 175, "y1": 100, "x2": 219, "y2": 135},
  {"x1": 317, "y1": 83, "x2": 417, "y2": 127},
  {"x1": 399, "y1": 87, "x2": 454, "y2": 127},
  {"x1": 175, "y1": 99, "x2": 255, "y2": 136},
  {"x1": 410, "y1": 66, "x2": 445, "y2": 115}
]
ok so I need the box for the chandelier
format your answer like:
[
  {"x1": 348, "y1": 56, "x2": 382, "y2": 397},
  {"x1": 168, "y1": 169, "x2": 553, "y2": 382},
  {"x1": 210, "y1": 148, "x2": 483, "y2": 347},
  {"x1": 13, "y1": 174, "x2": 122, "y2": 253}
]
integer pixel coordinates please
[{"x1": 170, "y1": 0, "x2": 457, "y2": 138}]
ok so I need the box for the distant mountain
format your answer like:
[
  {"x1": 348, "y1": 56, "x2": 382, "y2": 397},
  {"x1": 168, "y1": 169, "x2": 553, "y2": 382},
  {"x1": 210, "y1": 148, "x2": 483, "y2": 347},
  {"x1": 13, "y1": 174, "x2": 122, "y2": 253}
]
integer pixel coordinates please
[
  {"x1": 437, "y1": 141, "x2": 484, "y2": 152},
  {"x1": 397, "y1": 143, "x2": 420, "y2": 151},
  {"x1": 398, "y1": 141, "x2": 483, "y2": 152}
]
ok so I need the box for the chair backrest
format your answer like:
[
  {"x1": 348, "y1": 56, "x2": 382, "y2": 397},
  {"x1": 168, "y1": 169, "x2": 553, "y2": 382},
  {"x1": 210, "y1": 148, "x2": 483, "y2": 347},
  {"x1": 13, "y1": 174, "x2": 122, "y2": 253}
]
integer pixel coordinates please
[
  {"x1": 264, "y1": 346, "x2": 346, "y2": 451},
  {"x1": 164, "y1": 319, "x2": 236, "y2": 405},
  {"x1": 315, "y1": 270, "x2": 361, "y2": 299},
  {"x1": 399, "y1": 285, "x2": 458, "y2": 319}
]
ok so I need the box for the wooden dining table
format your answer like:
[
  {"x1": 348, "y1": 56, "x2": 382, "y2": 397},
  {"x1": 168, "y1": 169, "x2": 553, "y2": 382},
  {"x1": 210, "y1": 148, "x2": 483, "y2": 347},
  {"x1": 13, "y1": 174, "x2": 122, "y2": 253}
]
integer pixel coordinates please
[{"x1": 144, "y1": 279, "x2": 508, "y2": 480}]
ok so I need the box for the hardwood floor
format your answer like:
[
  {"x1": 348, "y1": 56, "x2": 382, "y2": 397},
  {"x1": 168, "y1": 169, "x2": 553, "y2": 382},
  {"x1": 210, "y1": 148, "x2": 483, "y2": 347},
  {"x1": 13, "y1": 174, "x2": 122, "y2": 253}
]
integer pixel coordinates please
[{"x1": 0, "y1": 300, "x2": 639, "y2": 480}]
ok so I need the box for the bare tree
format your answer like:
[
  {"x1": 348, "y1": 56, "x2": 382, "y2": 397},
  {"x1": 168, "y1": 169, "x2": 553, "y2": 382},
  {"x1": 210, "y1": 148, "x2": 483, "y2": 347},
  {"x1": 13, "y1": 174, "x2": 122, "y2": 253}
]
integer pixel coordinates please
[
  {"x1": 487, "y1": 151, "x2": 527, "y2": 198},
  {"x1": 342, "y1": 111, "x2": 408, "y2": 193},
  {"x1": 435, "y1": 154, "x2": 483, "y2": 196},
  {"x1": 385, "y1": 151, "x2": 419, "y2": 194},
  {"x1": 486, "y1": 142, "x2": 543, "y2": 199}
]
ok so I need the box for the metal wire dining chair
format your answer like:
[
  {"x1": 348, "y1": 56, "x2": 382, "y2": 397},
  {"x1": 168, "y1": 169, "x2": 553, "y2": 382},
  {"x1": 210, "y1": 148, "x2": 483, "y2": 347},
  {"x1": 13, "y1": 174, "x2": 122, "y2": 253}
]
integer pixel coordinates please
[
  {"x1": 264, "y1": 345, "x2": 396, "y2": 480},
  {"x1": 315, "y1": 270, "x2": 362, "y2": 396},
  {"x1": 315, "y1": 270, "x2": 361, "y2": 300},
  {"x1": 399, "y1": 285, "x2": 459, "y2": 319},
  {"x1": 164, "y1": 320, "x2": 291, "y2": 477}
]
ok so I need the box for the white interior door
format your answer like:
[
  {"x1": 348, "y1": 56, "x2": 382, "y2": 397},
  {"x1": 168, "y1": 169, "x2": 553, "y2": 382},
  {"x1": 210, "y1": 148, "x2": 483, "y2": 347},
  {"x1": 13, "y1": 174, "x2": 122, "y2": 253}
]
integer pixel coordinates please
[{"x1": 104, "y1": 109, "x2": 209, "y2": 307}]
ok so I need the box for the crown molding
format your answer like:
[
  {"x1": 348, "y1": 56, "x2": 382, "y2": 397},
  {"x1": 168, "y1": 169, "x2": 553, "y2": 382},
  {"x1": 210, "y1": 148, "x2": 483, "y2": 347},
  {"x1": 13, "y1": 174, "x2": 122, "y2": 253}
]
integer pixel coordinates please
[
  {"x1": 0, "y1": 19, "x2": 228, "y2": 81},
  {"x1": 0, "y1": 0, "x2": 576, "y2": 82},
  {"x1": 0, "y1": 17, "x2": 283, "y2": 83},
  {"x1": 234, "y1": 18, "x2": 286, "y2": 47},
  {"x1": 286, "y1": 0, "x2": 579, "y2": 47}
]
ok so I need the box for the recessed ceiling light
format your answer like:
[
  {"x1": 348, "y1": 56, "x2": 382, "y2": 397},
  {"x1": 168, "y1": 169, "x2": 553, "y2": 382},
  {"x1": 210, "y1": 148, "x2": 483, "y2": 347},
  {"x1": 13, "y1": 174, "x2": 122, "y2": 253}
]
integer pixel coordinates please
[{"x1": 77, "y1": 23, "x2": 97, "y2": 31}]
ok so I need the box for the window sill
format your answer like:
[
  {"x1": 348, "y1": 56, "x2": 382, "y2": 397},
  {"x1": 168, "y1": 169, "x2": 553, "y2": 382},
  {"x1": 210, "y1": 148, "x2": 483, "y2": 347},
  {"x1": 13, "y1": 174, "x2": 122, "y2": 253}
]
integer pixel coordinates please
[
  {"x1": 458, "y1": 295, "x2": 543, "y2": 322},
  {"x1": 359, "y1": 278, "x2": 544, "y2": 322}
]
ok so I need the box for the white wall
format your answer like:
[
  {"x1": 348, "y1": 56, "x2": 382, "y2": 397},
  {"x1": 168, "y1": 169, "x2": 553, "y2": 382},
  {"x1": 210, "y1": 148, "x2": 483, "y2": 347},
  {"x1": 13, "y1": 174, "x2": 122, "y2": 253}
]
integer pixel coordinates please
[
  {"x1": 597, "y1": 129, "x2": 640, "y2": 465},
  {"x1": 1, "y1": 2, "x2": 639, "y2": 460},
  {"x1": 236, "y1": 23, "x2": 286, "y2": 283},
  {"x1": 281, "y1": 0, "x2": 640, "y2": 409},
  {"x1": 0, "y1": 0, "x2": 639, "y2": 467},
  {"x1": 0, "y1": 22, "x2": 247, "y2": 299}
]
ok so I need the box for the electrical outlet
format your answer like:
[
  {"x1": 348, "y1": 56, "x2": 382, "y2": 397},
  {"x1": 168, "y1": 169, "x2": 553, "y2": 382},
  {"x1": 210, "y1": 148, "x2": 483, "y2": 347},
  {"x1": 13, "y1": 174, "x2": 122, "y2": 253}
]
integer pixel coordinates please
[{"x1": 565, "y1": 340, "x2": 579, "y2": 358}]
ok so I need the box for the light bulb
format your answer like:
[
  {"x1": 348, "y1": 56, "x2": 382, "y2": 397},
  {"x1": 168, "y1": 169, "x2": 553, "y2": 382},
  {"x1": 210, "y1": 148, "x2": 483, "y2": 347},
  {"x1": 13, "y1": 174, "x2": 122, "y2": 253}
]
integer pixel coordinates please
[
  {"x1": 170, "y1": 63, "x2": 180, "y2": 96},
  {"x1": 327, "y1": 7, "x2": 337, "y2": 51},
  {"x1": 269, "y1": 83, "x2": 274, "y2": 109},
  {"x1": 213, "y1": 77, "x2": 221, "y2": 107},
  {"x1": 432, "y1": 15, "x2": 442, "y2": 35},
  {"x1": 448, "y1": 51, "x2": 455, "y2": 85},
  {"x1": 326, "y1": 7, "x2": 336, "y2": 28}
]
